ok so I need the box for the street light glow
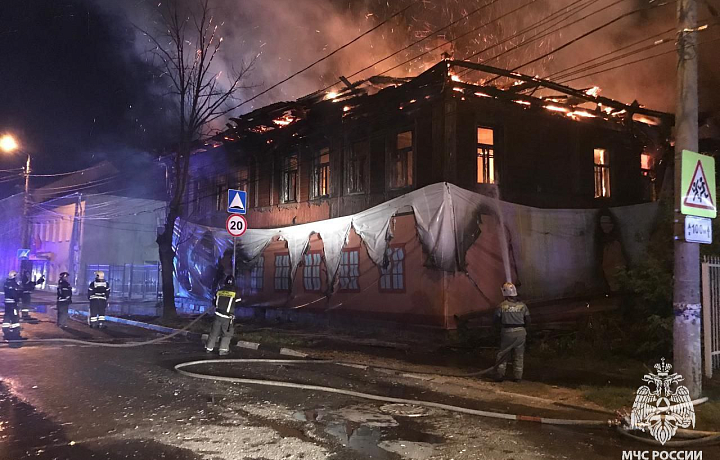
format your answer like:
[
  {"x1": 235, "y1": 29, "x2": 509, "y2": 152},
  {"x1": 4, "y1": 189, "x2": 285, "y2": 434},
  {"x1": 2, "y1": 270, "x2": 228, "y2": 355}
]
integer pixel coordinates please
[{"x1": 0, "y1": 134, "x2": 19, "y2": 153}]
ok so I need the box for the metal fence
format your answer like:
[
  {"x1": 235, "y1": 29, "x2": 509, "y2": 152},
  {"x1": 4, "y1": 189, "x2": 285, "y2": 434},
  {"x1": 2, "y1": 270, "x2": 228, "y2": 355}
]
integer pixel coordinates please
[
  {"x1": 701, "y1": 256, "x2": 720, "y2": 377},
  {"x1": 85, "y1": 263, "x2": 160, "y2": 301}
]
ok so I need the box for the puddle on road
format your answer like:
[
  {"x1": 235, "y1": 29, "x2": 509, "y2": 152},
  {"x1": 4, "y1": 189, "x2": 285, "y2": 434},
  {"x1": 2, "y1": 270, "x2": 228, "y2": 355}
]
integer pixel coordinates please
[{"x1": 294, "y1": 405, "x2": 444, "y2": 460}]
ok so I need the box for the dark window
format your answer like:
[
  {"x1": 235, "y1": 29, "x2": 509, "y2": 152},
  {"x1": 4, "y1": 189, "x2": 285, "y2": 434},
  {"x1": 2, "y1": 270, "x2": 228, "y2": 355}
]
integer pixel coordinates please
[
  {"x1": 477, "y1": 127, "x2": 495, "y2": 184},
  {"x1": 594, "y1": 148, "x2": 611, "y2": 198},
  {"x1": 347, "y1": 141, "x2": 368, "y2": 194},
  {"x1": 303, "y1": 252, "x2": 322, "y2": 291},
  {"x1": 338, "y1": 249, "x2": 360, "y2": 291},
  {"x1": 250, "y1": 256, "x2": 264, "y2": 292},
  {"x1": 312, "y1": 149, "x2": 331, "y2": 198},
  {"x1": 390, "y1": 131, "x2": 413, "y2": 189},
  {"x1": 274, "y1": 253, "x2": 291, "y2": 291},
  {"x1": 215, "y1": 175, "x2": 228, "y2": 211},
  {"x1": 379, "y1": 245, "x2": 405, "y2": 292},
  {"x1": 281, "y1": 155, "x2": 298, "y2": 203}
]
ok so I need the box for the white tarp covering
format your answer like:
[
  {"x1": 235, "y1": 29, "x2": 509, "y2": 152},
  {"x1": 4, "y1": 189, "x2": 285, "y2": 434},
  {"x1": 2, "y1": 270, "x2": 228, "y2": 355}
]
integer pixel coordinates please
[{"x1": 172, "y1": 182, "x2": 659, "y2": 300}]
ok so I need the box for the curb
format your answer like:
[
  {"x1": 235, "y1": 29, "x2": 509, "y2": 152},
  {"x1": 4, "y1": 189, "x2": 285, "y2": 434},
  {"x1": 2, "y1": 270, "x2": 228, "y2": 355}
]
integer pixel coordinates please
[
  {"x1": 69, "y1": 308, "x2": 204, "y2": 341},
  {"x1": 202, "y1": 335, "x2": 309, "y2": 358}
]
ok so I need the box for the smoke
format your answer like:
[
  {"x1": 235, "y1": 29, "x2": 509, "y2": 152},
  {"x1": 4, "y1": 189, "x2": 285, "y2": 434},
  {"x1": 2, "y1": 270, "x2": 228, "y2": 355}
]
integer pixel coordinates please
[{"x1": 100, "y1": 0, "x2": 720, "y2": 121}]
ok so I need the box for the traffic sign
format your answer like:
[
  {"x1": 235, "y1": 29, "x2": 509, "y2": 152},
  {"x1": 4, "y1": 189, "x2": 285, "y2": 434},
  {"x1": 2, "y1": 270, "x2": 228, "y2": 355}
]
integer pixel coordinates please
[
  {"x1": 685, "y1": 216, "x2": 712, "y2": 244},
  {"x1": 17, "y1": 249, "x2": 30, "y2": 260},
  {"x1": 226, "y1": 214, "x2": 247, "y2": 237},
  {"x1": 681, "y1": 150, "x2": 716, "y2": 218},
  {"x1": 228, "y1": 189, "x2": 247, "y2": 214}
]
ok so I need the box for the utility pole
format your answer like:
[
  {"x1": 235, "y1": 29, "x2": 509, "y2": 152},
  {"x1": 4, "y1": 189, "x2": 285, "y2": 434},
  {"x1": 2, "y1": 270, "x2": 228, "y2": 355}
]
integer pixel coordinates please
[
  {"x1": 20, "y1": 153, "x2": 31, "y2": 273},
  {"x1": 674, "y1": 0, "x2": 701, "y2": 398}
]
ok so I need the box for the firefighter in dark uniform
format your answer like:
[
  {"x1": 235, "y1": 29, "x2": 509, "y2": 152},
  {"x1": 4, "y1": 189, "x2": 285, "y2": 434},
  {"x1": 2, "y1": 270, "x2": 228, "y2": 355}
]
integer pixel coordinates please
[
  {"x1": 3, "y1": 270, "x2": 22, "y2": 339},
  {"x1": 87, "y1": 271, "x2": 109, "y2": 328},
  {"x1": 56, "y1": 272, "x2": 72, "y2": 328},
  {"x1": 20, "y1": 270, "x2": 45, "y2": 319},
  {"x1": 205, "y1": 276, "x2": 241, "y2": 355},
  {"x1": 494, "y1": 282, "x2": 531, "y2": 382}
]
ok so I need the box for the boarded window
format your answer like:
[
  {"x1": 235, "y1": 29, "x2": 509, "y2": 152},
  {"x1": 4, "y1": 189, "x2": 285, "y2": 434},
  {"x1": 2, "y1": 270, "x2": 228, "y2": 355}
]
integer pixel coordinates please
[
  {"x1": 391, "y1": 131, "x2": 413, "y2": 189},
  {"x1": 303, "y1": 252, "x2": 322, "y2": 291},
  {"x1": 250, "y1": 256, "x2": 264, "y2": 292},
  {"x1": 594, "y1": 148, "x2": 611, "y2": 198},
  {"x1": 274, "y1": 253, "x2": 290, "y2": 291},
  {"x1": 312, "y1": 149, "x2": 331, "y2": 198},
  {"x1": 379, "y1": 245, "x2": 405, "y2": 292},
  {"x1": 338, "y1": 249, "x2": 360, "y2": 291},
  {"x1": 281, "y1": 155, "x2": 298, "y2": 203},
  {"x1": 347, "y1": 141, "x2": 368, "y2": 194},
  {"x1": 477, "y1": 127, "x2": 495, "y2": 184}
]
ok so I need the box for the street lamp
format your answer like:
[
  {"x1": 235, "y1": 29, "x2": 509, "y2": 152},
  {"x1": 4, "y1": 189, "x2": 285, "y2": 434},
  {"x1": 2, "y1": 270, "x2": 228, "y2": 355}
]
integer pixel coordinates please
[{"x1": 1, "y1": 134, "x2": 32, "y2": 266}]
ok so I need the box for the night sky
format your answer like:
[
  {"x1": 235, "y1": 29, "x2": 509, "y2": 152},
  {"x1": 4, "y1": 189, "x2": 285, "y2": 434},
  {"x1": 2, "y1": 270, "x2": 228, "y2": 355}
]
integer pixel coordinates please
[
  {"x1": 2, "y1": 0, "x2": 719, "y2": 197},
  {"x1": 0, "y1": 0, "x2": 173, "y2": 195}
]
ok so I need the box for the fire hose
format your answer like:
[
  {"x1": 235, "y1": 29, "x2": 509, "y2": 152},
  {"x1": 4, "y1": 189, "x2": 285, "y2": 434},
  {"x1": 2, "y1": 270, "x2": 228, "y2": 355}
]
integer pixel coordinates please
[
  {"x1": 1, "y1": 312, "x2": 207, "y2": 348},
  {"x1": 174, "y1": 358, "x2": 720, "y2": 446}
]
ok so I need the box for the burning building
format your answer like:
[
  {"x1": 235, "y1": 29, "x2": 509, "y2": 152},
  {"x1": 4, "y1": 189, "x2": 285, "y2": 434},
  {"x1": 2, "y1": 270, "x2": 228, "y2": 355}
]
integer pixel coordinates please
[{"x1": 175, "y1": 60, "x2": 670, "y2": 328}]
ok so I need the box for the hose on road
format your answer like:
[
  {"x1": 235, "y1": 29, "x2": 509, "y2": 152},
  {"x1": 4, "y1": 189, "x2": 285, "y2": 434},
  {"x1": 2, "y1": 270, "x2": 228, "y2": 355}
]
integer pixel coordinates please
[
  {"x1": 1, "y1": 312, "x2": 207, "y2": 348},
  {"x1": 174, "y1": 358, "x2": 614, "y2": 427}
]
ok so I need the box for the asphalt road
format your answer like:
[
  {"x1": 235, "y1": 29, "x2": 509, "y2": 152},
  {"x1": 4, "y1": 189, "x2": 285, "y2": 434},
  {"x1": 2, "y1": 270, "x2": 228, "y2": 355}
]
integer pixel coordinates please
[{"x1": 1, "y1": 310, "x2": 718, "y2": 460}]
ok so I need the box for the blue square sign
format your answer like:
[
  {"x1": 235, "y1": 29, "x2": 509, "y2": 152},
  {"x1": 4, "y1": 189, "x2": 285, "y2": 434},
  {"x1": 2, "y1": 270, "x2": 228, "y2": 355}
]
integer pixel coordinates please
[
  {"x1": 228, "y1": 189, "x2": 247, "y2": 214},
  {"x1": 17, "y1": 249, "x2": 30, "y2": 260}
]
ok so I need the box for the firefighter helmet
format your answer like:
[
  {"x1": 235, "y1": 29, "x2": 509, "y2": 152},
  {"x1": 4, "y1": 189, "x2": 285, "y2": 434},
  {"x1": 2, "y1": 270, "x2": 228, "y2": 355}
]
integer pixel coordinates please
[
  {"x1": 95, "y1": 271, "x2": 105, "y2": 280},
  {"x1": 8, "y1": 270, "x2": 17, "y2": 279},
  {"x1": 224, "y1": 275, "x2": 235, "y2": 286},
  {"x1": 59, "y1": 272, "x2": 69, "y2": 279},
  {"x1": 501, "y1": 282, "x2": 517, "y2": 297}
]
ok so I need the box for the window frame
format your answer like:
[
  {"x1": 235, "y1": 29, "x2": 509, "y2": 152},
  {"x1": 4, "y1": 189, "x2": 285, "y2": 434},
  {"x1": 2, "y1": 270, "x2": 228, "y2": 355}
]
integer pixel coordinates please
[
  {"x1": 378, "y1": 244, "x2": 406, "y2": 293},
  {"x1": 302, "y1": 250, "x2": 323, "y2": 292},
  {"x1": 390, "y1": 130, "x2": 414, "y2": 190},
  {"x1": 311, "y1": 148, "x2": 331, "y2": 199},
  {"x1": 281, "y1": 155, "x2": 299, "y2": 204},
  {"x1": 338, "y1": 247, "x2": 361, "y2": 292},
  {"x1": 346, "y1": 140, "x2": 368, "y2": 195},
  {"x1": 594, "y1": 148, "x2": 611, "y2": 199},
  {"x1": 476, "y1": 126, "x2": 496, "y2": 184},
  {"x1": 273, "y1": 252, "x2": 291, "y2": 292},
  {"x1": 215, "y1": 174, "x2": 228, "y2": 212},
  {"x1": 250, "y1": 255, "x2": 264, "y2": 293}
]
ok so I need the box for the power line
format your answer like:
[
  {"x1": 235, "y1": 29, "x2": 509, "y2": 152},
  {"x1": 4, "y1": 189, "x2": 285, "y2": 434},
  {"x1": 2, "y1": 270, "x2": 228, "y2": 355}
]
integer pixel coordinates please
[
  {"x1": 483, "y1": 0, "x2": 676, "y2": 85},
  {"x1": 315, "y1": 0, "x2": 510, "y2": 93},
  {"x1": 558, "y1": 35, "x2": 720, "y2": 83},
  {"x1": 225, "y1": 0, "x2": 424, "y2": 113}
]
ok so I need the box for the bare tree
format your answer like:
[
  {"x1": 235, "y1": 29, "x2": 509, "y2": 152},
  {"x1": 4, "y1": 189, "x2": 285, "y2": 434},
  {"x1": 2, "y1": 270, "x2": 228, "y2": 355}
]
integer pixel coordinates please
[{"x1": 140, "y1": 0, "x2": 254, "y2": 318}]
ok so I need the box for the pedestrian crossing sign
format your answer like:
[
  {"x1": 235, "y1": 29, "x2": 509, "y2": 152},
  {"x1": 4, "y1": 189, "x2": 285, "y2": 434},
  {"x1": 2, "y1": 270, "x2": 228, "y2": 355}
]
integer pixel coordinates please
[
  {"x1": 227, "y1": 189, "x2": 247, "y2": 214},
  {"x1": 681, "y1": 150, "x2": 716, "y2": 218}
]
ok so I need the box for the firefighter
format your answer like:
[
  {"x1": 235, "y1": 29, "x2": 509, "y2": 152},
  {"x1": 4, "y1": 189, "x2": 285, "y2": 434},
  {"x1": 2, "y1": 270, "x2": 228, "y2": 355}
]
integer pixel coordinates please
[
  {"x1": 20, "y1": 270, "x2": 45, "y2": 319},
  {"x1": 205, "y1": 275, "x2": 241, "y2": 355},
  {"x1": 3, "y1": 270, "x2": 22, "y2": 339},
  {"x1": 87, "y1": 271, "x2": 109, "y2": 328},
  {"x1": 493, "y1": 282, "x2": 531, "y2": 382},
  {"x1": 56, "y1": 272, "x2": 72, "y2": 328}
]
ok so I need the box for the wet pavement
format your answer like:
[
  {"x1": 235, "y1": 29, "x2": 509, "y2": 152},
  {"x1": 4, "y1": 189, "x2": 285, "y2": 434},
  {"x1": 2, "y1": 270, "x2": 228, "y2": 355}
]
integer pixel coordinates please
[{"x1": 1, "y1": 309, "x2": 719, "y2": 459}]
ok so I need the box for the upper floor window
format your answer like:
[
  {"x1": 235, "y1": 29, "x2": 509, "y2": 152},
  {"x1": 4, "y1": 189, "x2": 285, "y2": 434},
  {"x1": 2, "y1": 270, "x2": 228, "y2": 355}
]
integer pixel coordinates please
[
  {"x1": 215, "y1": 174, "x2": 228, "y2": 211},
  {"x1": 477, "y1": 127, "x2": 495, "y2": 184},
  {"x1": 594, "y1": 148, "x2": 611, "y2": 198},
  {"x1": 312, "y1": 149, "x2": 330, "y2": 198},
  {"x1": 379, "y1": 245, "x2": 405, "y2": 292},
  {"x1": 391, "y1": 131, "x2": 414, "y2": 189},
  {"x1": 303, "y1": 252, "x2": 322, "y2": 292},
  {"x1": 338, "y1": 249, "x2": 360, "y2": 291},
  {"x1": 274, "y1": 253, "x2": 291, "y2": 291},
  {"x1": 281, "y1": 155, "x2": 298, "y2": 203},
  {"x1": 641, "y1": 153, "x2": 653, "y2": 177},
  {"x1": 347, "y1": 141, "x2": 368, "y2": 194}
]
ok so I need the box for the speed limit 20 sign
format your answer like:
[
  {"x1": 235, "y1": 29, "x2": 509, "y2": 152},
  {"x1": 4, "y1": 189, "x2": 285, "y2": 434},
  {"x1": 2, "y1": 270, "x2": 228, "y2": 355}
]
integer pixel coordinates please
[{"x1": 226, "y1": 214, "x2": 248, "y2": 237}]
